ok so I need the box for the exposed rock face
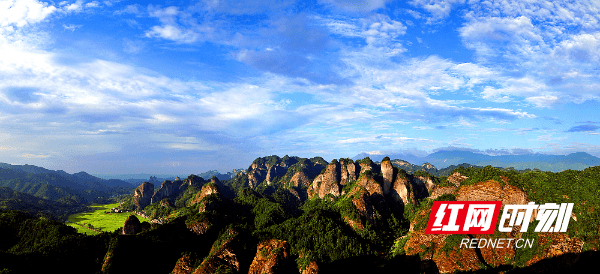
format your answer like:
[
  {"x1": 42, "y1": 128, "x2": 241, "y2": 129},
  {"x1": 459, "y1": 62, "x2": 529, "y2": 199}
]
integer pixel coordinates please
[
  {"x1": 390, "y1": 174, "x2": 431, "y2": 206},
  {"x1": 266, "y1": 165, "x2": 287, "y2": 185},
  {"x1": 191, "y1": 183, "x2": 219, "y2": 206},
  {"x1": 191, "y1": 182, "x2": 220, "y2": 213},
  {"x1": 455, "y1": 180, "x2": 528, "y2": 206},
  {"x1": 122, "y1": 215, "x2": 141, "y2": 235},
  {"x1": 193, "y1": 230, "x2": 241, "y2": 274},
  {"x1": 401, "y1": 179, "x2": 582, "y2": 273},
  {"x1": 447, "y1": 172, "x2": 468, "y2": 187},
  {"x1": 381, "y1": 159, "x2": 394, "y2": 195},
  {"x1": 248, "y1": 239, "x2": 293, "y2": 274},
  {"x1": 290, "y1": 171, "x2": 311, "y2": 188},
  {"x1": 151, "y1": 178, "x2": 187, "y2": 204},
  {"x1": 185, "y1": 174, "x2": 206, "y2": 188},
  {"x1": 308, "y1": 160, "x2": 342, "y2": 199},
  {"x1": 245, "y1": 155, "x2": 300, "y2": 187},
  {"x1": 187, "y1": 220, "x2": 211, "y2": 235},
  {"x1": 172, "y1": 255, "x2": 194, "y2": 274},
  {"x1": 357, "y1": 173, "x2": 384, "y2": 196},
  {"x1": 339, "y1": 158, "x2": 359, "y2": 185},
  {"x1": 301, "y1": 261, "x2": 319, "y2": 274},
  {"x1": 349, "y1": 188, "x2": 378, "y2": 229},
  {"x1": 133, "y1": 182, "x2": 154, "y2": 210}
]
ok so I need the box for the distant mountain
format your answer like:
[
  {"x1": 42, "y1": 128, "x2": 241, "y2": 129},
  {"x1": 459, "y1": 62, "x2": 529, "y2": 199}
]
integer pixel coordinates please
[
  {"x1": 197, "y1": 169, "x2": 240, "y2": 181},
  {"x1": 353, "y1": 151, "x2": 600, "y2": 172},
  {"x1": 0, "y1": 186, "x2": 85, "y2": 220},
  {"x1": 0, "y1": 163, "x2": 135, "y2": 203}
]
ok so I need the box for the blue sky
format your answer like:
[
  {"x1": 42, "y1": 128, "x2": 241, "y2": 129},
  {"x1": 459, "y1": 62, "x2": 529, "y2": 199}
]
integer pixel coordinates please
[{"x1": 0, "y1": 0, "x2": 599, "y2": 175}]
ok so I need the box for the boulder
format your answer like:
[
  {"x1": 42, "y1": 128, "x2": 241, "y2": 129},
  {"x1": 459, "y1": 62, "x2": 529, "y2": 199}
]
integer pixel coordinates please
[{"x1": 122, "y1": 215, "x2": 141, "y2": 235}]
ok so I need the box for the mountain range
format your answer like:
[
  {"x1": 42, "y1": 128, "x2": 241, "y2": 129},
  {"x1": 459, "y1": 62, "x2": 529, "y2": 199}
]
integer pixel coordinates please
[{"x1": 353, "y1": 150, "x2": 600, "y2": 172}]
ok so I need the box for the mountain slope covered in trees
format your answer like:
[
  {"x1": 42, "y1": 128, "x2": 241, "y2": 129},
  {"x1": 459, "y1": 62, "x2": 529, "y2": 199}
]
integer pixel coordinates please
[{"x1": 1, "y1": 155, "x2": 599, "y2": 273}]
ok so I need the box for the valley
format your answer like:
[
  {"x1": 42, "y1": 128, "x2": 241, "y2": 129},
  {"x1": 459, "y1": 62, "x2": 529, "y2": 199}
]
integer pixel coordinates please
[
  {"x1": 65, "y1": 202, "x2": 150, "y2": 235},
  {"x1": 0, "y1": 155, "x2": 599, "y2": 273}
]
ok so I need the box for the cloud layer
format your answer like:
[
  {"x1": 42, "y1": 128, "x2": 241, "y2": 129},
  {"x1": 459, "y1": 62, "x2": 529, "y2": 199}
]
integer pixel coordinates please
[{"x1": 0, "y1": 0, "x2": 598, "y2": 174}]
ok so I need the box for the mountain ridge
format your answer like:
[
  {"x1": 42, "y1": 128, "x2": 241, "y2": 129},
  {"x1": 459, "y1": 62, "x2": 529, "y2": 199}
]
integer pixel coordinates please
[{"x1": 352, "y1": 151, "x2": 600, "y2": 172}]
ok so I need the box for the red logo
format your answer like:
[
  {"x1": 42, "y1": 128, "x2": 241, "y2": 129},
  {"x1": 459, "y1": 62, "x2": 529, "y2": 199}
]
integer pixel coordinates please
[{"x1": 425, "y1": 201, "x2": 502, "y2": 234}]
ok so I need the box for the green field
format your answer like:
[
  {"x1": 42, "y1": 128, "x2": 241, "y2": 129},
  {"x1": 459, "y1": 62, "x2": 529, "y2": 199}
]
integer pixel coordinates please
[{"x1": 66, "y1": 203, "x2": 149, "y2": 235}]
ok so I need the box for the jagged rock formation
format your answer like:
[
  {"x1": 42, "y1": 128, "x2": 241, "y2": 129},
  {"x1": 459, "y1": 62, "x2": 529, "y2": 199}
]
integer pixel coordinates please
[
  {"x1": 172, "y1": 254, "x2": 194, "y2": 274},
  {"x1": 245, "y1": 155, "x2": 299, "y2": 188},
  {"x1": 151, "y1": 178, "x2": 184, "y2": 204},
  {"x1": 191, "y1": 179, "x2": 220, "y2": 213},
  {"x1": 308, "y1": 157, "x2": 435, "y2": 209},
  {"x1": 248, "y1": 239, "x2": 294, "y2": 274},
  {"x1": 122, "y1": 215, "x2": 141, "y2": 235},
  {"x1": 389, "y1": 172, "x2": 434, "y2": 206},
  {"x1": 187, "y1": 220, "x2": 211, "y2": 235},
  {"x1": 400, "y1": 177, "x2": 583, "y2": 273},
  {"x1": 193, "y1": 229, "x2": 241, "y2": 274},
  {"x1": 133, "y1": 182, "x2": 154, "y2": 209},
  {"x1": 301, "y1": 261, "x2": 319, "y2": 274},
  {"x1": 232, "y1": 155, "x2": 327, "y2": 192},
  {"x1": 381, "y1": 158, "x2": 394, "y2": 195},
  {"x1": 308, "y1": 159, "x2": 362, "y2": 199}
]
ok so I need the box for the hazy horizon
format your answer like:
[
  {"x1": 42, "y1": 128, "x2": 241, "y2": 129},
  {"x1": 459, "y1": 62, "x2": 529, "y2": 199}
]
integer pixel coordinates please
[{"x1": 1, "y1": 1, "x2": 599, "y2": 175}]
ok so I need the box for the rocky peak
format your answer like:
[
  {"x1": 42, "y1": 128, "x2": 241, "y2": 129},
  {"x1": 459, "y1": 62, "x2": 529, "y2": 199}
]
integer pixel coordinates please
[
  {"x1": 421, "y1": 162, "x2": 435, "y2": 170},
  {"x1": 133, "y1": 182, "x2": 154, "y2": 210},
  {"x1": 248, "y1": 239, "x2": 294, "y2": 274},
  {"x1": 151, "y1": 179, "x2": 188, "y2": 204},
  {"x1": 185, "y1": 174, "x2": 206, "y2": 188},
  {"x1": 122, "y1": 215, "x2": 141, "y2": 235},
  {"x1": 389, "y1": 172, "x2": 431, "y2": 206},
  {"x1": 193, "y1": 230, "x2": 241, "y2": 274},
  {"x1": 381, "y1": 157, "x2": 394, "y2": 195},
  {"x1": 339, "y1": 158, "x2": 359, "y2": 185},
  {"x1": 308, "y1": 160, "x2": 342, "y2": 199},
  {"x1": 191, "y1": 182, "x2": 220, "y2": 213}
]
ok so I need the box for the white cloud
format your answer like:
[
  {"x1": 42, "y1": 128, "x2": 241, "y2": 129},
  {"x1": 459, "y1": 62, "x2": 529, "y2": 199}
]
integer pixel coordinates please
[
  {"x1": 410, "y1": 0, "x2": 466, "y2": 23},
  {"x1": 319, "y1": 0, "x2": 392, "y2": 13},
  {"x1": 63, "y1": 24, "x2": 81, "y2": 31},
  {"x1": 0, "y1": 0, "x2": 57, "y2": 29},
  {"x1": 85, "y1": 1, "x2": 100, "y2": 8}
]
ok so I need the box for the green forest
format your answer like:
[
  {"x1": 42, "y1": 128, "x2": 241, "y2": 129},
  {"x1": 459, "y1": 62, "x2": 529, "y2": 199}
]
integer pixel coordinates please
[{"x1": 0, "y1": 158, "x2": 599, "y2": 273}]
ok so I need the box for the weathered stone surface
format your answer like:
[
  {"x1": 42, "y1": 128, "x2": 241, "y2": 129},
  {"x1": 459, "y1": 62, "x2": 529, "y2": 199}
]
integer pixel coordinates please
[
  {"x1": 151, "y1": 178, "x2": 187, "y2": 204},
  {"x1": 290, "y1": 171, "x2": 311, "y2": 188},
  {"x1": 185, "y1": 174, "x2": 206, "y2": 188},
  {"x1": 402, "y1": 179, "x2": 583, "y2": 273},
  {"x1": 381, "y1": 159, "x2": 394, "y2": 195},
  {"x1": 133, "y1": 182, "x2": 154, "y2": 210},
  {"x1": 447, "y1": 172, "x2": 468, "y2": 187},
  {"x1": 308, "y1": 160, "x2": 342, "y2": 199},
  {"x1": 357, "y1": 174, "x2": 383, "y2": 196},
  {"x1": 266, "y1": 165, "x2": 287, "y2": 185},
  {"x1": 193, "y1": 230, "x2": 240, "y2": 274},
  {"x1": 187, "y1": 220, "x2": 211, "y2": 235},
  {"x1": 300, "y1": 261, "x2": 319, "y2": 274},
  {"x1": 172, "y1": 255, "x2": 194, "y2": 274},
  {"x1": 390, "y1": 174, "x2": 430, "y2": 206},
  {"x1": 248, "y1": 239, "x2": 293, "y2": 274},
  {"x1": 349, "y1": 188, "x2": 378, "y2": 229},
  {"x1": 122, "y1": 215, "x2": 141, "y2": 235},
  {"x1": 190, "y1": 182, "x2": 220, "y2": 213},
  {"x1": 339, "y1": 158, "x2": 358, "y2": 185},
  {"x1": 191, "y1": 183, "x2": 219, "y2": 205}
]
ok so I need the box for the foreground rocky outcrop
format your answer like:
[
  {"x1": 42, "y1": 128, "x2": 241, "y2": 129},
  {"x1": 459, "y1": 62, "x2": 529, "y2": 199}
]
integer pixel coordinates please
[
  {"x1": 122, "y1": 215, "x2": 142, "y2": 235},
  {"x1": 248, "y1": 239, "x2": 294, "y2": 274},
  {"x1": 400, "y1": 175, "x2": 586, "y2": 273},
  {"x1": 192, "y1": 229, "x2": 242, "y2": 274}
]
